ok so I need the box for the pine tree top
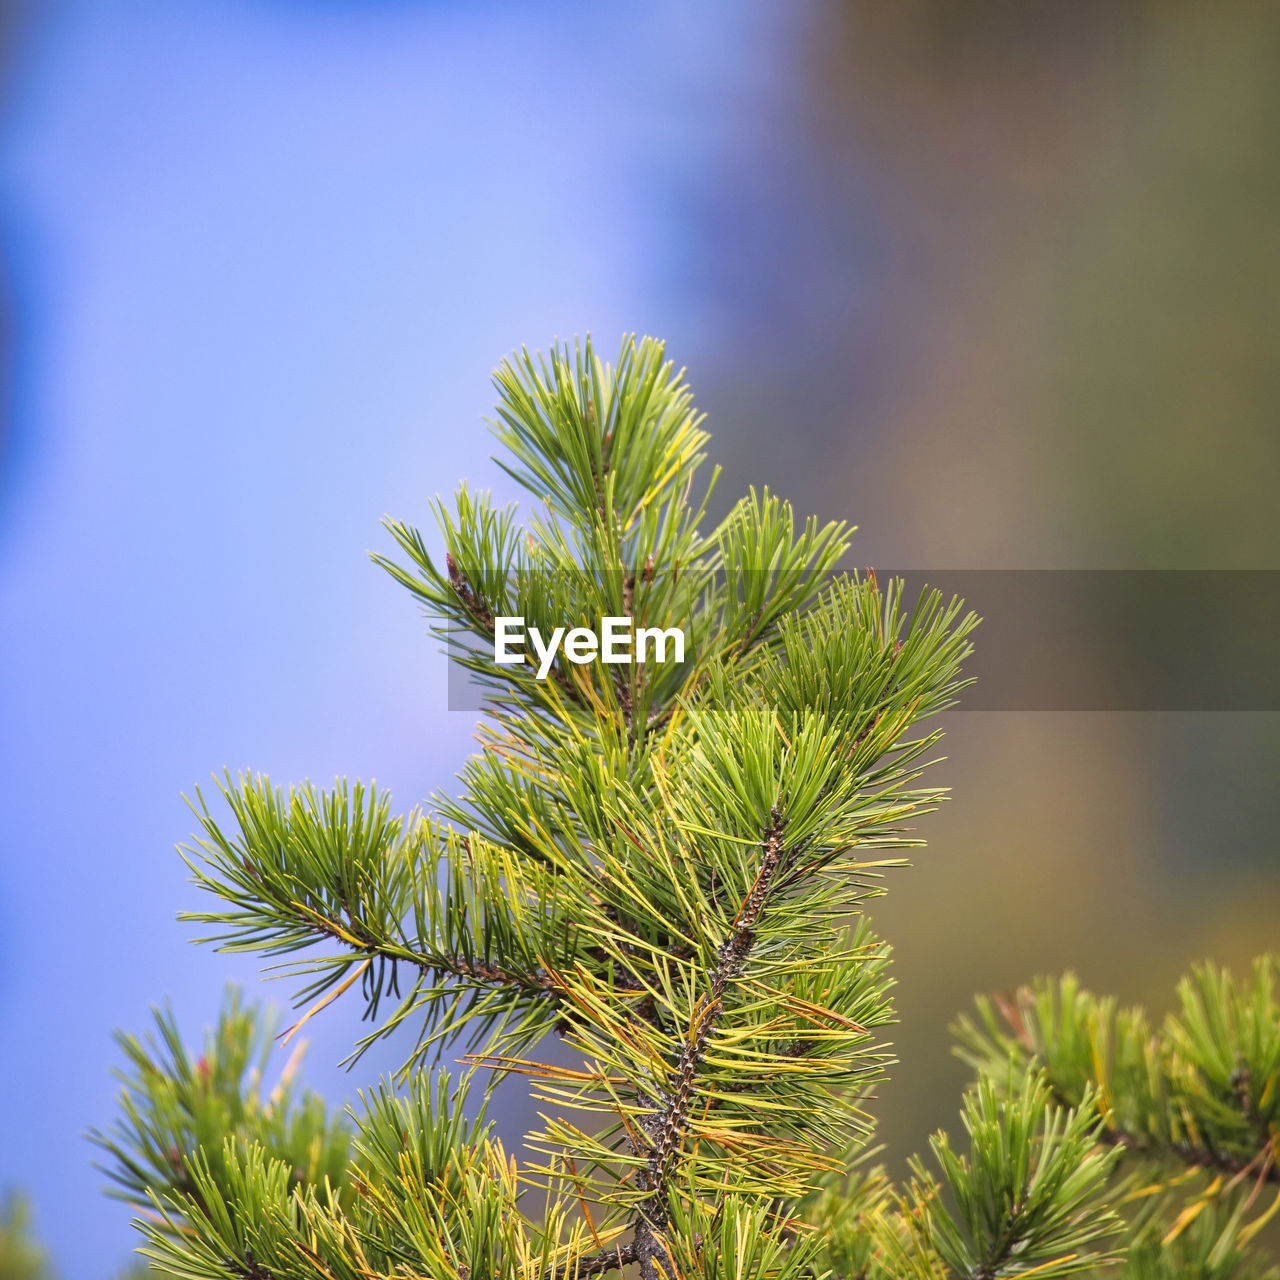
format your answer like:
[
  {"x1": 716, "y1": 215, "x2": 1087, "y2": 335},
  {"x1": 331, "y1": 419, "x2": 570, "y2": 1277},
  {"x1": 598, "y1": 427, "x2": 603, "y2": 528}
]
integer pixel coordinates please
[{"x1": 87, "y1": 337, "x2": 1278, "y2": 1280}]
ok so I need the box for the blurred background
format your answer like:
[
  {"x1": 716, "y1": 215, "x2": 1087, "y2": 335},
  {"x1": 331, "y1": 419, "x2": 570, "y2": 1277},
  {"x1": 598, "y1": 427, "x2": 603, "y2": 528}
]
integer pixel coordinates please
[{"x1": 0, "y1": 2, "x2": 1277, "y2": 1275}]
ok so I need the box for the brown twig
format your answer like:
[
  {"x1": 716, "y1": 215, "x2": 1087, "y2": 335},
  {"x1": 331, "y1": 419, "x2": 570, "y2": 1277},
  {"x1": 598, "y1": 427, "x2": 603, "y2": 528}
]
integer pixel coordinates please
[
  {"x1": 1096, "y1": 1127, "x2": 1280, "y2": 1186},
  {"x1": 543, "y1": 1243, "x2": 636, "y2": 1279},
  {"x1": 446, "y1": 552, "x2": 579, "y2": 700}
]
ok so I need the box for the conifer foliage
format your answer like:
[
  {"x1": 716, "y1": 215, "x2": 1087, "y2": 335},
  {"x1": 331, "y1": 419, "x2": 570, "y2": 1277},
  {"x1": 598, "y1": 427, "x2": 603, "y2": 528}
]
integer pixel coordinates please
[{"x1": 94, "y1": 337, "x2": 1278, "y2": 1279}]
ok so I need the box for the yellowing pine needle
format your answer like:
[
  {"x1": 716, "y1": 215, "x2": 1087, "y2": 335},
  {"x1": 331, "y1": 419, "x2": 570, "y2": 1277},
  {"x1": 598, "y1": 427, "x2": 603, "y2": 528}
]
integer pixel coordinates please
[
  {"x1": 279, "y1": 959, "x2": 371, "y2": 1047},
  {"x1": 460, "y1": 1055, "x2": 623, "y2": 1085},
  {"x1": 1004, "y1": 1255, "x2": 1080, "y2": 1279},
  {"x1": 290, "y1": 901, "x2": 365, "y2": 948},
  {"x1": 1162, "y1": 1179, "x2": 1222, "y2": 1245},
  {"x1": 1240, "y1": 1182, "x2": 1280, "y2": 1246}
]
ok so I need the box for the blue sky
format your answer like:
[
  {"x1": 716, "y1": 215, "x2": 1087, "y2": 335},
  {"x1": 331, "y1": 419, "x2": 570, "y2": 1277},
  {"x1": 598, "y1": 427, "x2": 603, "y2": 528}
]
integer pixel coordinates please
[{"x1": 0, "y1": 3, "x2": 796, "y2": 1272}]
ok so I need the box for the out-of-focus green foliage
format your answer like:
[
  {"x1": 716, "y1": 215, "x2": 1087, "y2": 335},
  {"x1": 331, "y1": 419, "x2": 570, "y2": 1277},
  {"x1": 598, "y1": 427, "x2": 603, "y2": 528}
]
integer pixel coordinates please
[
  {"x1": 0, "y1": 1195, "x2": 51, "y2": 1280},
  {"x1": 949, "y1": 960, "x2": 1280, "y2": 1280},
  {"x1": 89, "y1": 988, "x2": 353, "y2": 1215}
]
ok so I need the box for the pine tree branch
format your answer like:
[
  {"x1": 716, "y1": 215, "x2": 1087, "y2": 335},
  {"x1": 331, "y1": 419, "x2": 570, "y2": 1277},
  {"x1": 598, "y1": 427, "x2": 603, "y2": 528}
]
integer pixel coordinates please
[
  {"x1": 431, "y1": 953, "x2": 561, "y2": 998},
  {"x1": 961, "y1": 967, "x2": 1280, "y2": 1203},
  {"x1": 631, "y1": 809, "x2": 791, "y2": 1280},
  {"x1": 278, "y1": 895, "x2": 566, "y2": 1005},
  {"x1": 123, "y1": 340, "x2": 994, "y2": 1280}
]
